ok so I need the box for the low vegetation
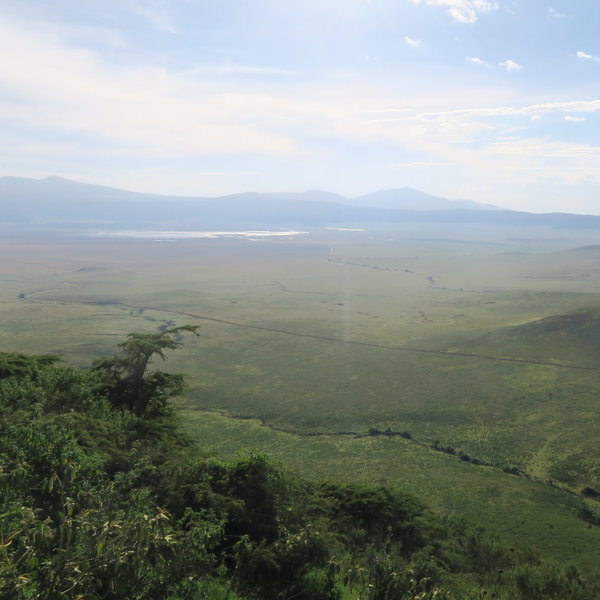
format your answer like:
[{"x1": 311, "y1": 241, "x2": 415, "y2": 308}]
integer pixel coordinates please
[{"x1": 2, "y1": 331, "x2": 600, "y2": 599}]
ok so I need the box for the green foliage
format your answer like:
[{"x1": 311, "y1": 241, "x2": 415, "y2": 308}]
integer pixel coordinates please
[
  {"x1": 93, "y1": 326, "x2": 198, "y2": 416},
  {"x1": 0, "y1": 352, "x2": 62, "y2": 380},
  {"x1": 317, "y1": 483, "x2": 427, "y2": 555},
  {"x1": 2, "y1": 338, "x2": 600, "y2": 599},
  {"x1": 512, "y1": 562, "x2": 600, "y2": 600}
]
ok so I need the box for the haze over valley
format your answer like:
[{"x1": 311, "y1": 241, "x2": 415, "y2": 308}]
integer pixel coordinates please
[{"x1": 5, "y1": 175, "x2": 600, "y2": 233}]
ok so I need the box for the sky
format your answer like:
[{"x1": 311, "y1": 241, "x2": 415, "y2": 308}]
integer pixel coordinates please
[{"x1": 1, "y1": 0, "x2": 600, "y2": 213}]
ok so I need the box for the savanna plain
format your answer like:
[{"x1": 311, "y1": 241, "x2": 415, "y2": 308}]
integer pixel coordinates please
[{"x1": 3, "y1": 222, "x2": 600, "y2": 572}]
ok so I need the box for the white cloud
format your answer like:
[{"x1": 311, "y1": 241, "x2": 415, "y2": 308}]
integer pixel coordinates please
[
  {"x1": 420, "y1": 99, "x2": 600, "y2": 122},
  {"x1": 404, "y1": 36, "x2": 421, "y2": 46},
  {"x1": 189, "y1": 64, "x2": 295, "y2": 77},
  {"x1": 391, "y1": 98, "x2": 600, "y2": 198},
  {"x1": 577, "y1": 50, "x2": 600, "y2": 62},
  {"x1": 565, "y1": 115, "x2": 585, "y2": 122},
  {"x1": 1, "y1": 6, "x2": 599, "y2": 207},
  {"x1": 395, "y1": 161, "x2": 449, "y2": 167},
  {"x1": 548, "y1": 7, "x2": 565, "y2": 18},
  {"x1": 412, "y1": 0, "x2": 498, "y2": 24},
  {"x1": 499, "y1": 59, "x2": 523, "y2": 71},
  {"x1": 466, "y1": 56, "x2": 491, "y2": 66},
  {"x1": 366, "y1": 109, "x2": 414, "y2": 114},
  {"x1": 0, "y1": 19, "x2": 300, "y2": 157},
  {"x1": 53, "y1": 23, "x2": 128, "y2": 50}
]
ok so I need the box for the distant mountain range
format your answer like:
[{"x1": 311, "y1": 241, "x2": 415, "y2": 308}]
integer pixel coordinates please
[
  {"x1": 1, "y1": 175, "x2": 600, "y2": 231},
  {"x1": 260, "y1": 187, "x2": 500, "y2": 211}
]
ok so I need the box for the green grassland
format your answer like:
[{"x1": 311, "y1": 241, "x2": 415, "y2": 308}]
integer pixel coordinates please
[
  {"x1": 2, "y1": 224, "x2": 600, "y2": 569},
  {"x1": 179, "y1": 409, "x2": 600, "y2": 572}
]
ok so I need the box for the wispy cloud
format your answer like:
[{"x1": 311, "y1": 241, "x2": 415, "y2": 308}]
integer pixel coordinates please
[
  {"x1": 389, "y1": 98, "x2": 600, "y2": 199},
  {"x1": 421, "y1": 99, "x2": 600, "y2": 120},
  {"x1": 0, "y1": 19, "x2": 299, "y2": 157},
  {"x1": 131, "y1": 0, "x2": 177, "y2": 34},
  {"x1": 54, "y1": 24, "x2": 128, "y2": 50},
  {"x1": 366, "y1": 109, "x2": 414, "y2": 114},
  {"x1": 499, "y1": 59, "x2": 523, "y2": 71},
  {"x1": 468, "y1": 58, "x2": 522, "y2": 71},
  {"x1": 404, "y1": 36, "x2": 421, "y2": 46},
  {"x1": 1, "y1": 3, "x2": 599, "y2": 208},
  {"x1": 190, "y1": 64, "x2": 295, "y2": 77},
  {"x1": 577, "y1": 50, "x2": 600, "y2": 62},
  {"x1": 395, "y1": 161, "x2": 449, "y2": 167},
  {"x1": 548, "y1": 6, "x2": 566, "y2": 18},
  {"x1": 412, "y1": 0, "x2": 499, "y2": 24},
  {"x1": 466, "y1": 56, "x2": 491, "y2": 66}
]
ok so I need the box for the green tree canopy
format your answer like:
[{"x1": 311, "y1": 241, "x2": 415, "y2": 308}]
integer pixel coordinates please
[{"x1": 93, "y1": 325, "x2": 198, "y2": 416}]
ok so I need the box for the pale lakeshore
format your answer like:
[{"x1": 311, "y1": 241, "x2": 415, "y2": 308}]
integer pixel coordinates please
[{"x1": 84, "y1": 229, "x2": 310, "y2": 240}]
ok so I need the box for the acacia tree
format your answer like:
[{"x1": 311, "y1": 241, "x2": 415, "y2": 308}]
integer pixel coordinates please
[{"x1": 94, "y1": 325, "x2": 199, "y2": 417}]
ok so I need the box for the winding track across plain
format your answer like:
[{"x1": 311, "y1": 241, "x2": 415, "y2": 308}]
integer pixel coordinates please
[{"x1": 26, "y1": 292, "x2": 600, "y2": 372}]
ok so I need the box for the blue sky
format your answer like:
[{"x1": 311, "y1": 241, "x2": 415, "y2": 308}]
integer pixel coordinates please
[{"x1": 1, "y1": 0, "x2": 600, "y2": 213}]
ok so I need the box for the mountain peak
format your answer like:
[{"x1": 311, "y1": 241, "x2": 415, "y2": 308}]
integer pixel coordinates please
[
  {"x1": 0, "y1": 175, "x2": 597, "y2": 232},
  {"x1": 349, "y1": 188, "x2": 500, "y2": 211}
]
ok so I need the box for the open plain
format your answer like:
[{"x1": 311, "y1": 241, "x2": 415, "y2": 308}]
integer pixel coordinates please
[{"x1": 2, "y1": 223, "x2": 600, "y2": 570}]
